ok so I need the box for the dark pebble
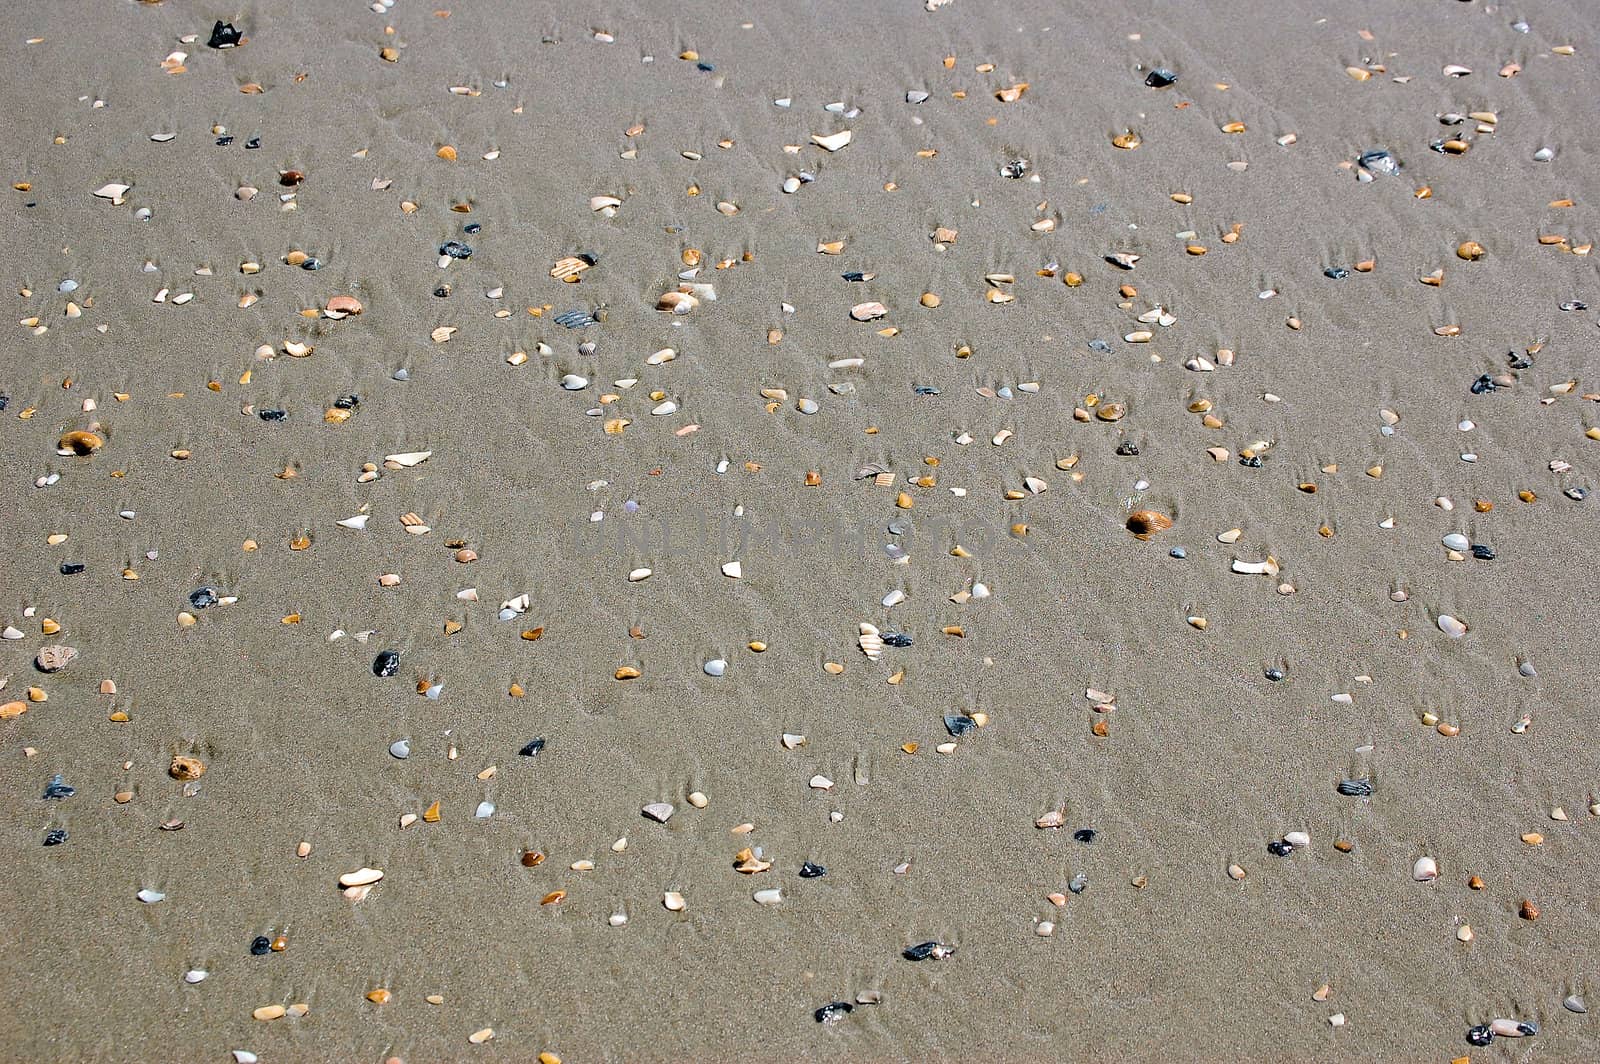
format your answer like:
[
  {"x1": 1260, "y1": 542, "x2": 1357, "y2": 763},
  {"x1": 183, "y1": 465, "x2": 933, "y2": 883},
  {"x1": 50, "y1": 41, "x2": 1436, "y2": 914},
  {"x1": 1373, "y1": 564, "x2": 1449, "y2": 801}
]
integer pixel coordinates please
[
  {"x1": 1000, "y1": 158, "x2": 1029, "y2": 179},
  {"x1": 518, "y1": 738, "x2": 546, "y2": 757},
  {"x1": 881, "y1": 633, "x2": 912, "y2": 648},
  {"x1": 1565, "y1": 487, "x2": 1588, "y2": 501},
  {"x1": 299, "y1": 258, "x2": 322, "y2": 271},
  {"x1": 0, "y1": 395, "x2": 8, "y2": 411},
  {"x1": 42, "y1": 828, "x2": 67, "y2": 846},
  {"x1": 440, "y1": 240, "x2": 472, "y2": 259},
  {"x1": 464, "y1": 222, "x2": 482, "y2": 235},
  {"x1": 1144, "y1": 68, "x2": 1177, "y2": 88},
  {"x1": 42, "y1": 775, "x2": 75, "y2": 800},
  {"x1": 1088, "y1": 339, "x2": 1112, "y2": 354},
  {"x1": 250, "y1": 935, "x2": 272, "y2": 956},
  {"x1": 59, "y1": 562, "x2": 85, "y2": 575},
  {"x1": 696, "y1": 62, "x2": 714, "y2": 72},
  {"x1": 215, "y1": 135, "x2": 234, "y2": 147},
  {"x1": 1239, "y1": 454, "x2": 1264, "y2": 467},
  {"x1": 913, "y1": 385, "x2": 941, "y2": 396},
  {"x1": 1471, "y1": 544, "x2": 1495, "y2": 560},
  {"x1": 333, "y1": 395, "x2": 359, "y2": 410},
  {"x1": 944, "y1": 714, "x2": 977, "y2": 737},
  {"x1": 1337, "y1": 778, "x2": 1374, "y2": 797},
  {"x1": 258, "y1": 409, "x2": 287, "y2": 422},
  {"x1": 1470, "y1": 373, "x2": 1497, "y2": 395},
  {"x1": 1115, "y1": 441, "x2": 1140, "y2": 456},
  {"x1": 1323, "y1": 267, "x2": 1349, "y2": 280},
  {"x1": 372, "y1": 650, "x2": 400, "y2": 677},
  {"x1": 434, "y1": 284, "x2": 452, "y2": 298},
  {"x1": 207, "y1": 20, "x2": 243, "y2": 48},
  {"x1": 841, "y1": 271, "x2": 870, "y2": 282},
  {"x1": 189, "y1": 586, "x2": 218, "y2": 609},
  {"x1": 799, "y1": 861, "x2": 827, "y2": 878},
  {"x1": 1267, "y1": 840, "x2": 1295, "y2": 857},
  {"x1": 244, "y1": 137, "x2": 261, "y2": 150},
  {"x1": 903, "y1": 941, "x2": 954, "y2": 962},
  {"x1": 814, "y1": 1002, "x2": 853, "y2": 1025},
  {"x1": 1264, "y1": 667, "x2": 1285, "y2": 681},
  {"x1": 1466, "y1": 1025, "x2": 1494, "y2": 1047},
  {"x1": 1073, "y1": 828, "x2": 1097, "y2": 844},
  {"x1": 1558, "y1": 300, "x2": 1587, "y2": 311}
]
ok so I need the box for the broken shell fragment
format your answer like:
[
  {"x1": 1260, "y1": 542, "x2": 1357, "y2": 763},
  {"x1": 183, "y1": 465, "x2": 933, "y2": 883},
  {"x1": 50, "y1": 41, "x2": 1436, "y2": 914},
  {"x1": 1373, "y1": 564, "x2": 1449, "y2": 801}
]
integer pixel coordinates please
[
  {"x1": 338, "y1": 867, "x2": 384, "y2": 888},
  {"x1": 1126, "y1": 511, "x2": 1173, "y2": 539}
]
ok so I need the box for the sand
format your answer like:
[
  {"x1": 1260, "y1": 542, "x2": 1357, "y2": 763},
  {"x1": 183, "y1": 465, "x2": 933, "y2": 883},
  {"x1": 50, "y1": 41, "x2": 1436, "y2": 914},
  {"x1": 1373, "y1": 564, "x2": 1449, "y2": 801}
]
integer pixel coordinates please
[{"x1": 2, "y1": 0, "x2": 1598, "y2": 1060}]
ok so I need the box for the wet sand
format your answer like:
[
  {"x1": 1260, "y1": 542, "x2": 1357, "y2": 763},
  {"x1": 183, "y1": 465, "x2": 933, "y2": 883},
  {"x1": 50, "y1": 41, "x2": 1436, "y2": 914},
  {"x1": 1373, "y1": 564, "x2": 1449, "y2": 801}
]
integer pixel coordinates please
[{"x1": 2, "y1": 0, "x2": 1599, "y2": 1060}]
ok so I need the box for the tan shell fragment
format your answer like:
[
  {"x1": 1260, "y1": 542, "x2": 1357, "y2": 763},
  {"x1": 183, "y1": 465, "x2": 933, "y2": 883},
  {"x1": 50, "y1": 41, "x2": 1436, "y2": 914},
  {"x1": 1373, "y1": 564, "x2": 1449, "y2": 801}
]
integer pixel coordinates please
[
  {"x1": 850, "y1": 301, "x2": 887, "y2": 321},
  {"x1": 657, "y1": 291, "x2": 699, "y2": 315},
  {"x1": 1126, "y1": 510, "x2": 1173, "y2": 539},
  {"x1": 169, "y1": 755, "x2": 206, "y2": 780},
  {"x1": 34, "y1": 645, "x2": 78, "y2": 672},
  {"x1": 551, "y1": 255, "x2": 592, "y2": 280},
  {"x1": 57, "y1": 430, "x2": 104, "y2": 456}
]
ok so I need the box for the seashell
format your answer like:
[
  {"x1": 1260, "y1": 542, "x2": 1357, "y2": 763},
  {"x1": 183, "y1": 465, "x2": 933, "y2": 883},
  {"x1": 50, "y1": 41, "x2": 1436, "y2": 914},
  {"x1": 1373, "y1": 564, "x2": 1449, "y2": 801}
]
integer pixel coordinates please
[
  {"x1": 57, "y1": 430, "x2": 104, "y2": 456},
  {"x1": 169, "y1": 755, "x2": 206, "y2": 780},
  {"x1": 850, "y1": 301, "x2": 887, "y2": 321},
  {"x1": 858, "y1": 622, "x2": 884, "y2": 660},
  {"x1": 734, "y1": 847, "x2": 771, "y2": 874},
  {"x1": 753, "y1": 887, "x2": 783, "y2": 905},
  {"x1": 663, "y1": 892, "x2": 686, "y2": 911},
  {"x1": 34, "y1": 645, "x2": 77, "y2": 672},
  {"x1": 326, "y1": 295, "x2": 363, "y2": 315},
  {"x1": 550, "y1": 256, "x2": 592, "y2": 281},
  {"x1": 811, "y1": 131, "x2": 852, "y2": 152},
  {"x1": 338, "y1": 867, "x2": 384, "y2": 887},
  {"x1": 1126, "y1": 510, "x2": 1173, "y2": 539},
  {"x1": 1412, "y1": 856, "x2": 1438, "y2": 882},
  {"x1": 657, "y1": 291, "x2": 699, "y2": 314},
  {"x1": 1231, "y1": 558, "x2": 1280, "y2": 576},
  {"x1": 589, "y1": 195, "x2": 621, "y2": 212},
  {"x1": 1437, "y1": 615, "x2": 1467, "y2": 638},
  {"x1": 384, "y1": 450, "x2": 431, "y2": 467},
  {"x1": 93, "y1": 182, "x2": 132, "y2": 204},
  {"x1": 642, "y1": 802, "x2": 674, "y2": 823}
]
